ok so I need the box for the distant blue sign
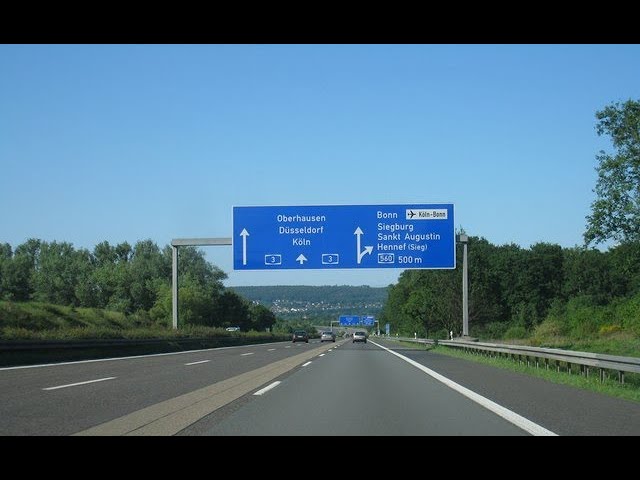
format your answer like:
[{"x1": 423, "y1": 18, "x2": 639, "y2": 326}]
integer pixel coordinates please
[
  {"x1": 233, "y1": 204, "x2": 455, "y2": 270},
  {"x1": 362, "y1": 316, "x2": 375, "y2": 326},
  {"x1": 339, "y1": 315, "x2": 360, "y2": 326}
]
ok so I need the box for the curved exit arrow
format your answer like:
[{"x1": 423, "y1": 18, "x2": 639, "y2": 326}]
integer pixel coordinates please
[{"x1": 354, "y1": 227, "x2": 373, "y2": 264}]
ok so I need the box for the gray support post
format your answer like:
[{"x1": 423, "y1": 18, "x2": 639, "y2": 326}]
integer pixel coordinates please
[
  {"x1": 462, "y1": 240, "x2": 469, "y2": 336},
  {"x1": 600, "y1": 368, "x2": 604, "y2": 383},
  {"x1": 170, "y1": 238, "x2": 232, "y2": 331},
  {"x1": 172, "y1": 245, "x2": 178, "y2": 330}
]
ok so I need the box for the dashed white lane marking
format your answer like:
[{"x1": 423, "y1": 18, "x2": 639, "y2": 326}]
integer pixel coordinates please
[
  {"x1": 268, "y1": 348, "x2": 276, "y2": 351},
  {"x1": 319, "y1": 354, "x2": 325, "y2": 357},
  {"x1": 241, "y1": 352, "x2": 254, "y2": 356},
  {"x1": 253, "y1": 381, "x2": 281, "y2": 396},
  {"x1": 185, "y1": 360, "x2": 210, "y2": 366},
  {"x1": 43, "y1": 377, "x2": 117, "y2": 391},
  {"x1": 302, "y1": 361, "x2": 312, "y2": 367},
  {"x1": 1, "y1": 341, "x2": 288, "y2": 371}
]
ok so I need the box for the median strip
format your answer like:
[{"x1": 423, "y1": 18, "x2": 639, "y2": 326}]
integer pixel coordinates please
[{"x1": 74, "y1": 341, "x2": 343, "y2": 436}]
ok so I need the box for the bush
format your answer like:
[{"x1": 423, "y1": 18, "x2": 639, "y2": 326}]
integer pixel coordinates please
[
  {"x1": 503, "y1": 323, "x2": 528, "y2": 340},
  {"x1": 599, "y1": 324, "x2": 622, "y2": 336},
  {"x1": 533, "y1": 317, "x2": 569, "y2": 339},
  {"x1": 481, "y1": 322, "x2": 510, "y2": 340},
  {"x1": 613, "y1": 293, "x2": 640, "y2": 336}
]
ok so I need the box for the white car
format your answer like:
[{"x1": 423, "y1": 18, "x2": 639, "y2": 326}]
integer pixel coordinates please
[
  {"x1": 320, "y1": 331, "x2": 336, "y2": 342},
  {"x1": 225, "y1": 326, "x2": 240, "y2": 332},
  {"x1": 352, "y1": 331, "x2": 367, "y2": 343}
]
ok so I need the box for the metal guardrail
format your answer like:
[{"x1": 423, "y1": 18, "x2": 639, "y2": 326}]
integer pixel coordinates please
[{"x1": 393, "y1": 336, "x2": 640, "y2": 384}]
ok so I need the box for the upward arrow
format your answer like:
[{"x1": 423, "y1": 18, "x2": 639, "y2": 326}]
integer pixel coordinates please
[
  {"x1": 296, "y1": 254, "x2": 307, "y2": 265},
  {"x1": 354, "y1": 227, "x2": 373, "y2": 264},
  {"x1": 240, "y1": 229, "x2": 249, "y2": 265}
]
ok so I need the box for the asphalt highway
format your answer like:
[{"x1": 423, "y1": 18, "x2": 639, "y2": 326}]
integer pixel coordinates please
[{"x1": 2, "y1": 337, "x2": 640, "y2": 435}]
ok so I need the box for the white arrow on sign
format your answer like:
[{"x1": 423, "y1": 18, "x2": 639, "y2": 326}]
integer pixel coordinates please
[
  {"x1": 354, "y1": 227, "x2": 373, "y2": 264},
  {"x1": 240, "y1": 228, "x2": 249, "y2": 265},
  {"x1": 296, "y1": 254, "x2": 307, "y2": 265}
]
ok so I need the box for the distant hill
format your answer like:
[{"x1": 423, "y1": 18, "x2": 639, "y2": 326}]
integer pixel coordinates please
[{"x1": 230, "y1": 285, "x2": 388, "y2": 322}]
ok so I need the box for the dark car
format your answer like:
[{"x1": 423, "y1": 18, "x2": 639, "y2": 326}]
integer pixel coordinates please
[{"x1": 292, "y1": 330, "x2": 309, "y2": 343}]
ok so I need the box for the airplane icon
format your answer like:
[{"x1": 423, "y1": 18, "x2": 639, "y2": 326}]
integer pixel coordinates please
[{"x1": 408, "y1": 210, "x2": 416, "y2": 218}]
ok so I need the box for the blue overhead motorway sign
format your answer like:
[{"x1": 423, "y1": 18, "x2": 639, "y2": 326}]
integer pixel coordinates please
[
  {"x1": 339, "y1": 315, "x2": 360, "y2": 326},
  {"x1": 233, "y1": 204, "x2": 455, "y2": 270}
]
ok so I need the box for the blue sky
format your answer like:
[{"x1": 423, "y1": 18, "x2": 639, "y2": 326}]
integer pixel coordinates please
[{"x1": 1, "y1": 44, "x2": 639, "y2": 287}]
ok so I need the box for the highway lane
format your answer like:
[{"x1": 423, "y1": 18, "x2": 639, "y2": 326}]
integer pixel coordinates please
[
  {"x1": 5, "y1": 335, "x2": 639, "y2": 435},
  {"x1": 199, "y1": 340, "x2": 533, "y2": 435},
  {"x1": 373, "y1": 338, "x2": 640, "y2": 436},
  {"x1": 0, "y1": 339, "x2": 338, "y2": 435}
]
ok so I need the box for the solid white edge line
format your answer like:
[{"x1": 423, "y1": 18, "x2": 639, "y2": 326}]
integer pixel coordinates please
[
  {"x1": 0, "y1": 340, "x2": 291, "y2": 371},
  {"x1": 253, "y1": 381, "x2": 281, "y2": 396},
  {"x1": 185, "y1": 360, "x2": 210, "y2": 366},
  {"x1": 43, "y1": 376, "x2": 117, "y2": 391},
  {"x1": 302, "y1": 361, "x2": 312, "y2": 367},
  {"x1": 241, "y1": 352, "x2": 254, "y2": 356},
  {"x1": 369, "y1": 340, "x2": 558, "y2": 437}
]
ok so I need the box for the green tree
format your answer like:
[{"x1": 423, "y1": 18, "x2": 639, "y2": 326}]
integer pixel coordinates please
[
  {"x1": 465, "y1": 237, "x2": 505, "y2": 329},
  {"x1": 380, "y1": 272, "x2": 417, "y2": 335},
  {"x1": 0, "y1": 243, "x2": 11, "y2": 299},
  {"x1": 128, "y1": 240, "x2": 167, "y2": 312},
  {"x1": 521, "y1": 243, "x2": 565, "y2": 326},
  {"x1": 30, "y1": 241, "x2": 95, "y2": 306},
  {"x1": 7, "y1": 238, "x2": 42, "y2": 300},
  {"x1": 250, "y1": 303, "x2": 277, "y2": 331},
  {"x1": 608, "y1": 241, "x2": 640, "y2": 297},
  {"x1": 216, "y1": 290, "x2": 251, "y2": 330},
  {"x1": 562, "y1": 247, "x2": 617, "y2": 304},
  {"x1": 585, "y1": 99, "x2": 640, "y2": 245}
]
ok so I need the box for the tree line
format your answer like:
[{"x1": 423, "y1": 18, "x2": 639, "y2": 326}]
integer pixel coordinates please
[
  {"x1": 380, "y1": 238, "x2": 640, "y2": 340},
  {"x1": 230, "y1": 285, "x2": 388, "y2": 306},
  {"x1": 382, "y1": 99, "x2": 640, "y2": 343},
  {"x1": 0, "y1": 239, "x2": 276, "y2": 332}
]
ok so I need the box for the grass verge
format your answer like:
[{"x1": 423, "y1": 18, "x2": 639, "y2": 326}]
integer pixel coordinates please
[{"x1": 392, "y1": 340, "x2": 640, "y2": 404}]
